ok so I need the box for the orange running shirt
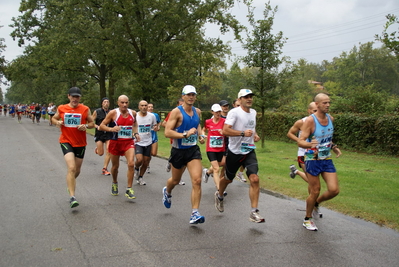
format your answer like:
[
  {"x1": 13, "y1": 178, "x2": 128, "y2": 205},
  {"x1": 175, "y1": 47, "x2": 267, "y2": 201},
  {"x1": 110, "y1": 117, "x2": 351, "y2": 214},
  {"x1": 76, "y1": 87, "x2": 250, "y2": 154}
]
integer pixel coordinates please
[{"x1": 57, "y1": 104, "x2": 89, "y2": 147}]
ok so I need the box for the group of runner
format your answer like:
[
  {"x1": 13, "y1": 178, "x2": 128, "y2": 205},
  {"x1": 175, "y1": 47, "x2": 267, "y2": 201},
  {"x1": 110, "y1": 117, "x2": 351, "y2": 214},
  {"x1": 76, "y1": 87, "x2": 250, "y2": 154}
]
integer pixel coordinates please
[
  {"x1": 0, "y1": 102, "x2": 57, "y2": 124},
  {"x1": 52, "y1": 85, "x2": 340, "y2": 231}
]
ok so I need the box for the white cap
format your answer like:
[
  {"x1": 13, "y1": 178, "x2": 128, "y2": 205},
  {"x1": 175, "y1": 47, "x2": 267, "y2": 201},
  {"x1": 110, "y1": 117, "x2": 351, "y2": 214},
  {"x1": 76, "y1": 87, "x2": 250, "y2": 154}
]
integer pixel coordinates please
[
  {"x1": 238, "y1": 89, "x2": 254, "y2": 98},
  {"x1": 182, "y1": 85, "x2": 197, "y2": 95},
  {"x1": 211, "y1": 104, "x2": 222, "y2": 112}
]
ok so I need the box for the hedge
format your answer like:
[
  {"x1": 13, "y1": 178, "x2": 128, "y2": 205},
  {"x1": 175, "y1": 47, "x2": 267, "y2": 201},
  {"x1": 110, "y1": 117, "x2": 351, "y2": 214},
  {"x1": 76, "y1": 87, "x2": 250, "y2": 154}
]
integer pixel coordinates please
[{"x1": 158, "y1": 109, "x2": 399, "y2": 156}]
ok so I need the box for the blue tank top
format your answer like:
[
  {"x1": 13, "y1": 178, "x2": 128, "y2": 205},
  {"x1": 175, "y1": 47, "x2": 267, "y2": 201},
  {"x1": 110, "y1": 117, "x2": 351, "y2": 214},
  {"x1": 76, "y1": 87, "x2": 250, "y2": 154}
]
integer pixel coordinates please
[
  {"x1": 305, "y1": 113, "x2": 334, "y2": 160},
  {"x1": 172, "y1": 106, "x2": 200, "y2": 149}
]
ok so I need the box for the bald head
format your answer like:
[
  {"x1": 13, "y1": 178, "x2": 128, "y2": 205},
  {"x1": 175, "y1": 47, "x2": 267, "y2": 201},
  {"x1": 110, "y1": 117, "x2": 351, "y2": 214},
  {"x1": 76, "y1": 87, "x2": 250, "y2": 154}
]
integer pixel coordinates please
[
  {"x1": 314, "y1": 93, "x2": 329, "y2": 103},
  {"x1": 307, "y1": 102, "x2": 317, "y2": 115}
]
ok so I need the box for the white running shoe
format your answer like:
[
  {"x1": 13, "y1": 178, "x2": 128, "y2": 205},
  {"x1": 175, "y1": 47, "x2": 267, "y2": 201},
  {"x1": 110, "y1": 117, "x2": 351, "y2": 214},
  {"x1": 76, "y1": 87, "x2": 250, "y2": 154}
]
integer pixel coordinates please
[
  {"x1": 303, "y1": 219, "x2": 318, "y2": 231},
  {"x1": 235, "y1": 172, "x2": 246, "y2": 182},
  {"x1": 133, "y1": 168, "x2": 140, "y2": 180},
  {"x1": 202, "y1": 168, "x2": 209, "y2": 183},
  {"x1": 179, "y1": 180, "x2": 185, "y2": 185},
  {"x1": 146, "y1": 166, "x2": 150, "y2": 173},
  {"x1": 166, "y1": 162, "x2": 171, "y2": 172},
  {"x1": 289, "y1": 165, "x2": 297, "y2": 179},
  {"x1": 138, "y1": 177, "x2": 146, "y2": 186}
]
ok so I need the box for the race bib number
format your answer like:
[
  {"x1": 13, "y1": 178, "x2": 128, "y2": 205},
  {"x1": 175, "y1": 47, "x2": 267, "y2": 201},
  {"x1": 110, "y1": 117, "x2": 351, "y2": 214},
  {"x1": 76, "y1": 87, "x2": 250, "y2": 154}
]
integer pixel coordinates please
[
  {"x1": 210, "y1": 136, "x2": 224, "y2": 148},
  {"x1": 64, "y1": 113, "x2": 81, "y2": 127},
  {"x1": 241, "y1": 143, "x2": 256, "y2": 153},
  {"x1": 182, "y1": 134, "x2": 197, "y2": 146},
  {"x1": 118, "y1": 126, "x2": 133, "y2": 139},
  {"x1": 318, "y1": 144, "x2": 331, "y2": 160},
  {"x1": 139, "y1": 124, "x2": 151, "y2": 134}
]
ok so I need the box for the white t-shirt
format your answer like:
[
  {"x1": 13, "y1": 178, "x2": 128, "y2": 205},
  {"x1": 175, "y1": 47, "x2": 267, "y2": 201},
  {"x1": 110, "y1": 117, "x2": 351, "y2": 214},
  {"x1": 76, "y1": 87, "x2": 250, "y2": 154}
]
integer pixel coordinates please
[
  {"x1": 297, "y1": 116, "x2": 308, "y2": 157},
  {"x1": 225, "y1": 107, "x2": 257, "y2": 155},
  {"x1": 136, "y1": 112, "x2": 157, "y2": 146}
]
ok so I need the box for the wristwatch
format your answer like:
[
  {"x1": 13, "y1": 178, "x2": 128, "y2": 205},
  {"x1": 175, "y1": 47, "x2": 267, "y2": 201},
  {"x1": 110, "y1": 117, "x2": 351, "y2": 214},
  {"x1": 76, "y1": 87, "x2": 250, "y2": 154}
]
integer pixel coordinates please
[
  {"x1": 241, "y1": 131, "x2": 245, "y2": 137},
  {"x1": 183, "y1": 131, "x2": 187, "y2": 138}
]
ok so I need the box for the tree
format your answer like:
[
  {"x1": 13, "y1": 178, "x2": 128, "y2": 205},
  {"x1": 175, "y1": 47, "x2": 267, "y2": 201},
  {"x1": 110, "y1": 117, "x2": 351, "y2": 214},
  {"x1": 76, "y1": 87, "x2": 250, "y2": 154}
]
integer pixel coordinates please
[
  {"x1": 10, "y1": 0, "x2": 245, "y2": 106},
  {"x1": 0, "y1": 25, "x2": 6, "y2": 103},
  {"x1": 241, "y1": 1, "x2": 287, "y2": 147},
  {"x1": 376, "y1": 14, "x2": 399, "y2": 60}
]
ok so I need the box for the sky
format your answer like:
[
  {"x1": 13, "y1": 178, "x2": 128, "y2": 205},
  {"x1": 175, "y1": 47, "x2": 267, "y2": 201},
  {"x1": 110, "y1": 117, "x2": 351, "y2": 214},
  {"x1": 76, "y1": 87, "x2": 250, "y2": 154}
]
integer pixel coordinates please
[{"x1": 1, "y1": 0, "x2": 399, "y2": 68}]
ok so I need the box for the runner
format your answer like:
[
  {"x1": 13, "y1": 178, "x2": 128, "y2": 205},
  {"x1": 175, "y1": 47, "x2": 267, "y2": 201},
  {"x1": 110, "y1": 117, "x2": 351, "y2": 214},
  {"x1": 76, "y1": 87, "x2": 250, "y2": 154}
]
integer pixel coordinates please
[
  {"x1": 41, "y1": 104, "x2": 47, "y2": 121},
  {"x1": 3, "y1": 104, "x2": 8, "y2": 116},
  {"x1": 215, "y1": 89, "x2": 265, "y2": 223},
  {"x1": 298, "y1": 93, "x2": 341, "y2": 231},
  {"x1": 16, "y1": 103, "x2": 23, "y2": 123},
  {"x1": 162, "y1": 85, "x2": 206, "y2": 224},
  {"x1": 51, "y1": 87, "x2": 94, "y2": 208},
  {"x1": 146, "y1": 103, "x2": 161, "y2": 173},
  {"x1": 92, "y1": 97, "x2": 112, "y2": 176},
  {"x1": 231, "y1": 98, "x2": 247, "y2": 182},
  {"x1": 47, "y1": 103, "x2": 57, "y2": 126},
  {"x1": 99, "y1": 95, "x2": 139, "y2": 200},
  {"x1": 287, "y1": 102, "x2": 318, "y2": 183},
  {"x1": 133, "y1": 100, "x2": 157, "y2": 185},
  {"x1": 9, "y1": 104, "x2": 15, "y2": 118},
  {"x1": 34, "y1": 103, "x2": 41, "y2": 123},
  {"x1": 202, "y1": 104, "x2": 226, "y2": 196},
  {"x1": 161, "y1": 98, "x2": 186, "y2": 185}
]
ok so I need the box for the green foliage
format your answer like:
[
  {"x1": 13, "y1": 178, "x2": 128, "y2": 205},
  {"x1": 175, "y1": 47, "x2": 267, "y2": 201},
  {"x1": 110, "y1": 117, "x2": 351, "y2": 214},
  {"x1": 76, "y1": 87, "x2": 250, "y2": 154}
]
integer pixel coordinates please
[
  {"x1": 261, "y1": 111, "x2": 399, "y2": 156},
  {"x1": 376, "y1": 14, "x2": 399, "y2": 60}
]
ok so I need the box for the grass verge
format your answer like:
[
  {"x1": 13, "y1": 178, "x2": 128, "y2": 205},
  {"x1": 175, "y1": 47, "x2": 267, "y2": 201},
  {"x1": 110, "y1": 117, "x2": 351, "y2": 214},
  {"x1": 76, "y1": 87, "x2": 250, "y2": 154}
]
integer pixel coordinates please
[{"x1": 155, "y1": 128, "x2": 399, "y2": 231}]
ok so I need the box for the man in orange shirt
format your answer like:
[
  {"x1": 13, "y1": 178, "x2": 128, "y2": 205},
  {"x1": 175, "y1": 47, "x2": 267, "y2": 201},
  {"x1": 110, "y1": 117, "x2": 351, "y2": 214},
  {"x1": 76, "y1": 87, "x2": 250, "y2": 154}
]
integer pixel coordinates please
[{"x1": 52, "y1": 87, "x2": 94, "y2": 208}]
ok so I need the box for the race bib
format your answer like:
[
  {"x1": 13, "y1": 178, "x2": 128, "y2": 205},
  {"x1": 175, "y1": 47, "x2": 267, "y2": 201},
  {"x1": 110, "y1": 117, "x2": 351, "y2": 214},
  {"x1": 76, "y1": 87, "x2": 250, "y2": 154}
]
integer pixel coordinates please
[
  {"x1": 210, "y1": 136, "x2": 224, "y2": 148},
  {"x1": 118, "y1": 126, "x2": 133, "y2": 139},
  {"x1": 182, "y1": 134, "x2": 197, "y2": 146},
  {"x1": 64, "y1": 113, "x2": 81, "y2": 127},
  {"x1": 139, "y1": 124, "x2": 151, "y2": 134},
  {"x1": 241, "y1": 143, "x2": 256, "y2": 153},
  {"x1": 318, "y1": 144, "x2": 331, "y2": 160}
]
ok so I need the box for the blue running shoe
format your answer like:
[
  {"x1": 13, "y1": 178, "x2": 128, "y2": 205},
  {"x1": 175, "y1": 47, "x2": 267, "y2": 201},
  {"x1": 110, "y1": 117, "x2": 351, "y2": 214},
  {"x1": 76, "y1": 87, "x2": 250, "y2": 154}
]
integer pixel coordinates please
[
  {"x1": 70, "y1": 197, "x2": 79, "y2": 208},
  {"x1": 189, "y1": 211, "x2": 205, "y2": 224},
  {"x1": 162, "y1": 186, "x2": 171, "y2": 208}
]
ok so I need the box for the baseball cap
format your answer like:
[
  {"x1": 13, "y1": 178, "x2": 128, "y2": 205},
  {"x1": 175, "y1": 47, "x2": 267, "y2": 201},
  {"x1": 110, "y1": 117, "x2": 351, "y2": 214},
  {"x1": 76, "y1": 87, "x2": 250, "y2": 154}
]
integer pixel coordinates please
[
  {"x1": 219, "y1": 100, "x2": 229, "y2": 107},
  {"x1": 68, "y1": 87, "x2": 82, "y2": 97},
  {"x1": 182, "y1": 85, "x2": 197, "y2": 95},
  {"x1": 211, "y1": 104, "x2": 222, "y2": 112},
  {"x1": 238, "y1": 89, "x2": 254, "y2": 98}
]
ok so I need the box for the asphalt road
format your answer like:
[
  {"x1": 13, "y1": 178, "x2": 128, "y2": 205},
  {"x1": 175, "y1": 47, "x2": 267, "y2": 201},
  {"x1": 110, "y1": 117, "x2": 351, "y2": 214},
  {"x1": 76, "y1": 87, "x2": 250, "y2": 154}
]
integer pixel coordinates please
[{"x1": 1, "y1": 114, "x2": 398, "y2": 267}]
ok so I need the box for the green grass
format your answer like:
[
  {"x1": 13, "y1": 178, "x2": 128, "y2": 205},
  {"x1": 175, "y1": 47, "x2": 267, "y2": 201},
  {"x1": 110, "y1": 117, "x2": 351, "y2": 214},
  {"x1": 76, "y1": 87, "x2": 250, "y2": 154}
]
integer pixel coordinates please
[{"x1": 155, "y1": 128, "x2": 399, "y2": 231}]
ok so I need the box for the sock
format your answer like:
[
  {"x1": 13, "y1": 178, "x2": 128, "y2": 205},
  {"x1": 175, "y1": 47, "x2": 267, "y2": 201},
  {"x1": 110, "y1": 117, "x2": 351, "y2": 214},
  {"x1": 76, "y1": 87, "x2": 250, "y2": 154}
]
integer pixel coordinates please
[
  {"x1": 192, "y1": 209, "x2": 198, "y2": 214},
  {"x1": 139, "y1": 176, "x2": 142, "y2": 178},
  {"x1": 135, "y1": 168, "x2": 139, "y2": 171},
  {"x1": 251, "y1": 208, "x2": 257, "y2": 212},
  {"x1": 305, "y1": 217, "x2": 312, "y2": 220},
  {"x1": 315, "y1": 202, "x2": 319, "y2": 207}
]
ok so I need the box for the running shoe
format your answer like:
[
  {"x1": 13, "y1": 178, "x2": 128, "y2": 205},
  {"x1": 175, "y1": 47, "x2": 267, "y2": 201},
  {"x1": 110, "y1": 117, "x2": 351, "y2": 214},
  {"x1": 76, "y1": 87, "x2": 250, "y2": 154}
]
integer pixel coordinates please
[
  {"x1": 111, "y1": 183, "x2": 118, "y2": 196},
  {"x1": 102, "y1": 168, "x2": 111, "y2": 176},
  {"x1": 223, "y1": 191, "x2": 228, "y2": 197},
  {"x1": 125, "y1": 188, "x2": 136, "y2": 199},
  {"x1": 162, "y1": 186, "x2": 172, "y2": 208},
  {"x1": 289, "y1": 164, "x2": 297, "y2": 179},
  {"x1": 214, "y1": 191, "x2": 224, "y2": 212},
  {"x1": 249, "y1": 209, "x2": 265, "y2": 223},
  {"x1": 313, "y1": 206, "x2": 323, "y2": 218},
  {"x1": 179, "y1": 180, "x2": 185, "y2": 185},
  {"x1": 202, "y1": 168, "x2": 209, "y2": 183},
  {"x1": 235, "y1": 172, "x2": 247, "y2": 183},
  {"x1": 138, "y1": 177, "x2": 146, "y2": 186},
  {"x1": 166, "y1": 162, "x2": 171, "y2": 172},
  {"x1": 189, "y1": 211, "x2": 205, "y2": 224},
  {"x1": 70, "y1": 197, "x2": 79, "y2": 208},
  {"x1": 133, "y1": 168, "x2": 140, "y2": 180},
  {"x1": 146, "y1": 166, "x2": 150, "y2": 173},
  {"x1": 303, "y1": 218, "x2": 318, "y2": 231}
]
